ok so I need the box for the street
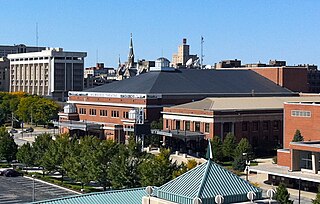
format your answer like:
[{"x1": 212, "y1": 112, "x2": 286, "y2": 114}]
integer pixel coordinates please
[{"x1": 0, "y1": 175, "x2": 78, "y2": 203}]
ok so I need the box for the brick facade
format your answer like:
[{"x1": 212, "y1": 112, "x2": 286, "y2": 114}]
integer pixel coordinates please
[{"x1": 162, "y1": 107, "x2": 283, "y2": 149}]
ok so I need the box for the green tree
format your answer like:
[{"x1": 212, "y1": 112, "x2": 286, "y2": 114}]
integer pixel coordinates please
[
  {"x1": 32, "y1": 133, "x2": 53, "y2": 173},
  {"x1": 210, "y1": 136, "x2": 223, "y2": 162},
  {"x1": 64, "y1": 136, "x2": 100, "y2": 189},
  {"x1": 139, "y1": 148, "x2": 178, "y2": 187},
  {"x1": 312, "y1": 186, "x2": 320, "y2": 204},
  {"x1": 16, "y1": 96, "x2": 60, "y2": 126},
  {"x1": 16, "y1": 142, "x2": 34, "y2": 167},
  {"x1": 150, "y1": 118, "x2": 163, "y2": 129},
  {"x1": 234, "y1": 138, "x2": 252, "y2": 158},
  {"x1": 0, "y1": 127, "x2": 18, "y2": 162},
  {"x1": 93, "y1": 139, "x2": 118, "y2": 190},
  {"x1": 42, "y1": 134, "x2": 70, "y2": 182},
  {"x1": 275, "y1": 183, "x2": 293, "y2": 204},
  {"x1": 108, "y1": 143, "x2": 142, "y2": 189},
  {"x1": 222, "y1": 133, "x2": 236, "y2": 161},
  {"x1": 232, "y1": 138, "x2": 252, "y2": 171},
  {"x1": 292, "y1": 129, "x2": 304, "y2": 142}
]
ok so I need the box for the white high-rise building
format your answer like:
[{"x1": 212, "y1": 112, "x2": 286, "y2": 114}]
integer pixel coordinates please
[{"x1": 7, "y1": 48, "x2": 87, "y2": 101}]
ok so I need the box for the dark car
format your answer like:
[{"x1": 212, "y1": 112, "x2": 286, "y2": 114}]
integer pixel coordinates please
[
  {"x1": 8, "y1": 129, "x2": 18, "y2": 134},
  {"x1": 1, "y1": 169, "x2": 22, "y2": 177},
  {"x1": 25, "y1": 127, "x2": 34, "y2": 133}
]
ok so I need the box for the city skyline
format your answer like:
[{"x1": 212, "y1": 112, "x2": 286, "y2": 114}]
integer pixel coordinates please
[{"x1": 1, "y1": 0, "x2": 320, "y2": 67}]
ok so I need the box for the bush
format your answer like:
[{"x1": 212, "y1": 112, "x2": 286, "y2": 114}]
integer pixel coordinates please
[{"x1": 273, "y1": 156, "x2": 277, "y2": 164}]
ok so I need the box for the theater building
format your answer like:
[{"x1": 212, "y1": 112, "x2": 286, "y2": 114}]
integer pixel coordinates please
[{"x1": 57, "y1": 66, "x2": 295, "y2": 143}]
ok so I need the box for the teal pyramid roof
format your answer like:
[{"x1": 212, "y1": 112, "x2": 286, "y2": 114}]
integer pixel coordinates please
[{"x1": 157, "y1": 159, "x2": 262, "y2": 204}]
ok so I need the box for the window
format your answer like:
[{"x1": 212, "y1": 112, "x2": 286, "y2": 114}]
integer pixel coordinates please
[
  {"x1": 273, "y1": 121, "x2": 279, "y2": 130},
  {"x1": 89, "y1": 109, "x2": 96, "y2": 115},
  {"x1": 176, "y1": 120, "x2": 180, "y2": 130},
  {"x1": 185, "y1": 121, "x2": 190, "y2": 131},
  {"x1": 291, "y1": 110, "x2": 311, "y2": 117},
  {"x1": 205, "y1": 123, "x2": 210, "y2": 133},
  {"x1": 195, "y1": 122, "x2": 200, "y2": 132},
  {"x1": 123, "y1": 111, "x2": 129, "y2": 119},
  {"x1": 100, "y1": 110, "x2": 107, "y2": 117},
  {"x1": 165, "y1": 119, "x2": 168, "y2": 128},
  {"x1": 263, "y1": 121, "x2": 269, "y2": 131},
  {"x1": 79, "y1": 108, "x2": 86, "y2": 115},
  {"x1": 253, "y1": 121, "x2": 259, "y2": 132},
  {"x1": 242, "y1": 122, "x2": 248, "y2": 131},
  {"x1": 111, "y1": 110, "x2": 119, "y2": 118}
]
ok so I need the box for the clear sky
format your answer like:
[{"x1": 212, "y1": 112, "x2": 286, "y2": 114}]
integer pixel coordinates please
[{"x1": 1, "y1": 0, "x2": 320, "y2": 68}]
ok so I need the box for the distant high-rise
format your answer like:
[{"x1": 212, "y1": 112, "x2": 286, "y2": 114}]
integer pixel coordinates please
[
  {"x1": 7, "y1": 48, "x2": 87, "y2": 101},
  {"x1": 0, "y1": 44, "x2": 46, "y2": 57},
  {"x1": 172, "y1": 38, "x2": 198, "y2": 68},
  {"x1": 0, "y1": 57, "x2": 10, "y2": 92}
]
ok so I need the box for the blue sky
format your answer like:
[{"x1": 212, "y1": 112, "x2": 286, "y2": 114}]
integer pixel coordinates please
[{"x1": 1, "y1": 0, "x2": 320, "y2": 67}]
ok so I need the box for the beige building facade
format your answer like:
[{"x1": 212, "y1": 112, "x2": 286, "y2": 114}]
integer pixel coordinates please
[
  {"x1": 7, "y1": 48, "x2": 87, "y2": 101},
  {"x1": 172, "y1": 38, "x2": 198, "y2": 68}
]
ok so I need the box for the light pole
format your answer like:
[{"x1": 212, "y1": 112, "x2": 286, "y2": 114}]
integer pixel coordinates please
[
  {"x1": 32, "y1": 174, "x2": 35, "y2": 202},
  {"x1": 298, "y1": 178, "x2": 301, "y2": 204},
  {"x1": 243, "y1": 152, "x2": 250, "y2": 181}
]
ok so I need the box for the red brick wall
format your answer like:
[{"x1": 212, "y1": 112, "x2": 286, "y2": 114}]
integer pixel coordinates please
[
  {"x1": 284, "y1": 103, "x2": 320, "y2": 149},
  {"x1": 277, "y1": 150, "x2": 291, "y2": 167},
  {"x1": 251, "y1": 67, "x2": 308, "y2": 92}
]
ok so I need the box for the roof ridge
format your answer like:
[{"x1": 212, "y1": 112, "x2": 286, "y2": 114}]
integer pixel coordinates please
[
  {"x1": 158, "y1": 161, "x2": 208, "y2": 190},
  {"x1": 196, "y1": 159, "x2": 211, "y2": 198}
]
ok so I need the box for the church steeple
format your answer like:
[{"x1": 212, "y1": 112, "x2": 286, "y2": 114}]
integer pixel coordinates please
[{"x1": 128, "y1": 33, "x2": 134, "y2": 68}]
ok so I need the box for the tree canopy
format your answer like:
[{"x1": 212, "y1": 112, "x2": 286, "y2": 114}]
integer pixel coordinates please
[
  {"x1": 292, "y1": 129, "x2": 304, "y2": 142},
  {"x1": 0, "y1": 127, "x2": 17, "y2": 162}
]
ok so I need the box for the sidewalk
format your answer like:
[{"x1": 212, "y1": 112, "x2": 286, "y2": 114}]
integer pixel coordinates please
[{"x1": 246, "y1": 158, "x2": 316, "y2": 203}]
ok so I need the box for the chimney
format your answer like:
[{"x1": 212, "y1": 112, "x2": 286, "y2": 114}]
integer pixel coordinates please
[{"x1": 183, "y1": 38, "x2": 187, "y2": 45}]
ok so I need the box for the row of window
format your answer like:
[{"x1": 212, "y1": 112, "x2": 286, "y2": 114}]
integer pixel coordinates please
[
  {"x1": 79, "y1": 108, "x2": 129, "y2": 119},
  {"x1": 242, "y1": 121, "x2": 279, "y2": 131},
  {"x1": 291, "y1": 110, "x2": 311, "y2": 117},
  {"x1": 166, "y1": 120, "x2": 210, "y2": 133}
]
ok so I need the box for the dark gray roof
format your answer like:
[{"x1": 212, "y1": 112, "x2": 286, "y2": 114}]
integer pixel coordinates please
[{"x1": 85, "y1": 69, "x2": 294, "y2": 96}]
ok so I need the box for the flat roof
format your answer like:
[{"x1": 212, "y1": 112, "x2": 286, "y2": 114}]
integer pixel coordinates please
[
  {"x1": 167, "y1": 96, "x2": 320, "y2": 111},
  {"x1": 250, "y1": 164, "x2": 320, "y2": 183}
]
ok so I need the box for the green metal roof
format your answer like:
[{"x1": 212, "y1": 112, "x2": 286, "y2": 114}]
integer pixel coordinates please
[
  {"x1": 31, "y1": 188, "x2": 148, "y2": 204},
  {"x1": 157, "y1": 159, "x2": 262, "y2": 204}
]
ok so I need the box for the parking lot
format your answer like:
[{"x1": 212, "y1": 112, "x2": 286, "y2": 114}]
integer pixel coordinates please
[{"x1": 0, "y1": 175, "x2": 78, "y2": 203}]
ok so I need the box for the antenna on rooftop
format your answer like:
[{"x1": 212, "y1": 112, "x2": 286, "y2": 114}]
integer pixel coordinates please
[
  {"x1": 200, "y1": 36, "x2": 204, "y2": 69},
  {"x1": 96, "y1": 49, "x2": 99, "y2": 63},
  {"x1": 36, "y1": 22, "x2": 39, "y2": 51}
]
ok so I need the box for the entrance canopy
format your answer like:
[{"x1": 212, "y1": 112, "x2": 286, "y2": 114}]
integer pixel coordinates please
[
  {"x1": 54, "y1": 120, "x2": 102, "y2": 131},
  {"x1": 154, "y1": 129, "x2": 205, "y2": 140}
]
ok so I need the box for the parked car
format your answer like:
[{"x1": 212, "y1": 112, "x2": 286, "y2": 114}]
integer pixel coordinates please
[
  {"x1": 1, "y1": 169, "x2": 23, "y2": 177},
  {"x1": 8, "y1": 129, "x2": 18, "y2": 134},
  {"x1": 25, "y1": 127, "x2": 34, "y2": 133}
]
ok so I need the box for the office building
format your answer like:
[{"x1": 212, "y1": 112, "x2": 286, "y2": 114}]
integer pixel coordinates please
[
  {"x1": 7, "y1": 48, "x2": 87, "y2": 101},
  {"x1": 0, "y1": 44, "x2": 46, "y2": 57},
  {"x1": 0, "y1": 57, "x2": 10, "y2": 92},
  {"x1": 172, "y1": 38, "x2": 198, "y2": 68}
]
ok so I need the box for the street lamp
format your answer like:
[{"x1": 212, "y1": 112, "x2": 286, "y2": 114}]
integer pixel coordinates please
[
  {"x1": 242, "y1": 153, "x2": 250, "y2": 181},
  {"x1": 32, "y1": 174, "x2": 35, "y2": 202}
]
